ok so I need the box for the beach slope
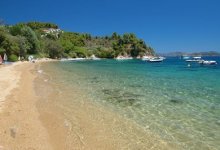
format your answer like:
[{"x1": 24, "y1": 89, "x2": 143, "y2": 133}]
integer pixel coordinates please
[{"x1": 0, "y1": 62, "x2": 53, "y2": 150}]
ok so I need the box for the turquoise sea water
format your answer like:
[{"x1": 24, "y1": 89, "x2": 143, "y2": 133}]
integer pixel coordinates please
[{"x1": 40, "y1": 57, "x2": 220, "y2": 149}]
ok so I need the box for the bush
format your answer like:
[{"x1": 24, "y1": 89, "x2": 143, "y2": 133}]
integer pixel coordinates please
[
  {"x1": 9, "y1": 54, "x2": 18, "y2": 62},
  {"x1": 74, "y1": 47, "x2": 87, "y2": 57},
  {"x1": 45, "y1": 39, "x2": 63, "y2": 59}
]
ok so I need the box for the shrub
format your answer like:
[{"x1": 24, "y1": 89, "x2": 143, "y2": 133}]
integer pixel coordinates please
[{"x1": 9, "y1": 54, "x2": 18, "y2": 62}]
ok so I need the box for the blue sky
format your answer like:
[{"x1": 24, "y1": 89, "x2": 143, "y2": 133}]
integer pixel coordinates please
[{"x1": 1, "y1": 0, "x2": 220, "y2": 52}]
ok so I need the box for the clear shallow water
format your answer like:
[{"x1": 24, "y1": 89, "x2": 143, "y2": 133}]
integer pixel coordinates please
[{"x1": 40, "y1": 57, "x2": 220, "y2": 149}]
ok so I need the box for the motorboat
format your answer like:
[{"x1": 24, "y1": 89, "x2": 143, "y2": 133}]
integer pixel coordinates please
[
  {"x1": 198, "y1": 60, "x2": 217, "y2": 65},
  {"x1": 182, "y1": 56, "x2": 190, "y2": 59},
  {"x1": 143, "y1": 56, "x2": 165, "y2": 61},
  {"x1": 185, "y1": 56, "x2": 202, "y2": 62},
  {"x1": 159, "y1": 56, "x2": 166, "y2": 60},
  {"x1": 147, "y1": 57, "x2": 164, "y2": 62},
  {"x1": 142, "y1": 56, "x2": 153, "y2": 60}
]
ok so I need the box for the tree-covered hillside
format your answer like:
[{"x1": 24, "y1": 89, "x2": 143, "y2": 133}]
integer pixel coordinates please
[{"x1": 0, "y1": 21, "x2": 154, "y2": 61}]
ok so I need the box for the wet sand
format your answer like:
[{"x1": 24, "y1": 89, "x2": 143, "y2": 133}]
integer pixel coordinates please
[{"x1": 0, "y1": 61, "x2": 176, "y2": 150}]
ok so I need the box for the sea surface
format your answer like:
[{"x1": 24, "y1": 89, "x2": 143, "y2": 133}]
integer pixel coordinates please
[{"x1": 36, "y1": 57, "x2": 220, "y2": 149}]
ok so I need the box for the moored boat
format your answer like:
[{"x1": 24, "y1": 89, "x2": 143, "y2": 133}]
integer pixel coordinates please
[
  {"x1": 159, "y1": 56, "x2": 166, "y2": 60},
  {"x1": 147, "y1": 57, "x2": 164, "y2": 62},
  {"x1": 198, "y1": 60, "x2": 217, "y2": 65},
  {"x1": 186, "y1": 56, "x2": 202, "y2": 62},
  {"x1": 142, "y1": 55, "x2": 153, "y2": 60},
  {"x1": 182, "y1": 56, "x2": 190, "y2": 59}
]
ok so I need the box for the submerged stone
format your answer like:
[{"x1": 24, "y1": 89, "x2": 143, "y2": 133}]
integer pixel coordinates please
[
  {"x1": 90, "y1": 77, "x2": 100, "y2": 83},
  {"x1": 102, "y1": 89, "x2": 143, "y2": 107},
  {"x1": 170, "y1": 99, "x2": 183, "y2": 104},
  {"x1": 129, "y1": 84, "x2": 143, "y2": 88}
]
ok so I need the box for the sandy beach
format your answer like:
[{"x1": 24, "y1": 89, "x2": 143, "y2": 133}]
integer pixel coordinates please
[
  {"x1": 0, "y1": 61, "x2": 174, "y2": 150},
  {"x1": 0, "y1": 61, "x2": 53, "y2": 150}
]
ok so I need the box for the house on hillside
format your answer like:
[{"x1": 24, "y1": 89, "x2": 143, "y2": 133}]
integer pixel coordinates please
[{"x1": 41, "y1": 28, "x2": 63, "y2": 38}]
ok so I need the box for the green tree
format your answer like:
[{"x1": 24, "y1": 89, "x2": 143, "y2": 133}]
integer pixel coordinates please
[
  {"x1": 0, "y1": 32, "x2": 19, "y2": 56},
  {"x1": 26, "y1": 22, "x2": 58, "y2": 30},
  {"x1": 9, "y1": 24, "x2": 40, "y2": 54},
  {"x1": 16, "y1": 35, "x2": 31, "y2": 57},
  {"x1": 45, "y1": 39, "x2": 63, "y2": 59}
]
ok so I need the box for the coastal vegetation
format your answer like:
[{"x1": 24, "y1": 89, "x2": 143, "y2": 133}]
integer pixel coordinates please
[{"x1": 0, "y1": 21, "x2": 154, "y2": 61}]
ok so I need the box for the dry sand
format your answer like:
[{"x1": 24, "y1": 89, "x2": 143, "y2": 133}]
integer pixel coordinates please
[
  {"x1": 0, "y1": 62, "x2": 22, "y2": 112},
  {"x1": 0, "y1": 62, "x2": 53, "y2": 150}
]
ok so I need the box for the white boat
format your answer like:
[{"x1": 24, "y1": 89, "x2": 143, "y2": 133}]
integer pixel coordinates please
[
  {"x1": 147, "y1": 57, "x2": 164, "y2": 62},
  {"x1": 198, "y1": 60, "x2": 217, "y2": 65},
  {"x1": 182, "y1": 56, "x2": 190, "y2": 59},
  {"x1": 142, "y1": 56, "x2": 153, "y2": 60},
  {"x1": 159, "y1": 56, "x2": 166, "y2": 60},
  {"x1": 186, "y1": 56, "x2": 202, "y2": 62}
]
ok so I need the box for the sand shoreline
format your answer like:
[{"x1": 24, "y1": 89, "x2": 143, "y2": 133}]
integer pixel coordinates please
[
  {"x1": 0, "y1": 60, "x2": 175, "y2": 150},
  {"x1": 0, "y1": 61, "x2": 53, "y2": 150},
  {"x1": 0, "y1": 62, "x2": 23, "y2": 112}
]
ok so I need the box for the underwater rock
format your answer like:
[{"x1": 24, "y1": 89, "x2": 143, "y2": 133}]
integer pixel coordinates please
[
  {"x1": 170, "y1": 99, "x2": 183, "y2": 104},
  {"x1": 102, "y1": 89, "x2": 141, "y2": 107},
  {"x1": 102, "y1": 89, "x2": 120, "y2": 96},
  {"x1": 129, "y1": 84, "x2": 143, "y2": 88},
  {"x1": 117, "y1": 98, "x2": 136, "y2": 106},
  {"x1": 89, "y1": 77, "x2": 99, "y2": 83},
  {"x1": 102, "y1": 89, "x2": 143, "y2": 107},
  {"x1": 122, "y1": 92, "x2": 143, "y2": 98},
  {"x1": 92, "y1": 77, "x2": 98, "y2": 80}
]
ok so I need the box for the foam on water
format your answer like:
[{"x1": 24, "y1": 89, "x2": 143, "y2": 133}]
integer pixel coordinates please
[{"x1": 38, "y1": 57, "x2": 220, "y2": 149}]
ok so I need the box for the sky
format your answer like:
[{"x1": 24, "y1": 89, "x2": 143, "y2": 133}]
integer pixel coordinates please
[{"x1": 1, "y1": 0, "x2": 220, "y2": 53}]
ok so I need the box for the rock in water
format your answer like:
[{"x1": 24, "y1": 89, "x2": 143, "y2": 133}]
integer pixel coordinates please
[{"x1": 170, "y1": 99, "x2": 183, "y2": 104}]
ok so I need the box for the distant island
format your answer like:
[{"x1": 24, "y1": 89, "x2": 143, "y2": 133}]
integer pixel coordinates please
[
  {"x1": 0, "y1": 21, "x2": 154, "y2": 61},
  {"x1": 159, "y1": 51, "x2": 220, "y2": 57}
]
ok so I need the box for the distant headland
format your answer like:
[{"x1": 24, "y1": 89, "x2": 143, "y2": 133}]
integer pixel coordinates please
[
  {"x1": 0, "y1": 21, "x2": 154, "y2": 61},
  {"x1": 158, "y1": 51, "x2": 220, "y2": 57}
]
